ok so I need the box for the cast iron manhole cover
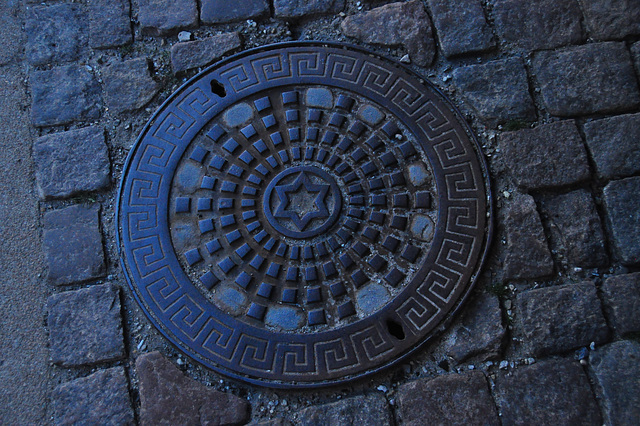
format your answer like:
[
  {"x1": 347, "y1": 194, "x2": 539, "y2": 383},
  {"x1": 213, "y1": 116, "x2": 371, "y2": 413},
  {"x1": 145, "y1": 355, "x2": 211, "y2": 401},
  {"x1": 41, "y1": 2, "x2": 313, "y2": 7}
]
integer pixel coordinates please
[{"x1": 117, "y1": 42, "x2": 492, "y2": 388}]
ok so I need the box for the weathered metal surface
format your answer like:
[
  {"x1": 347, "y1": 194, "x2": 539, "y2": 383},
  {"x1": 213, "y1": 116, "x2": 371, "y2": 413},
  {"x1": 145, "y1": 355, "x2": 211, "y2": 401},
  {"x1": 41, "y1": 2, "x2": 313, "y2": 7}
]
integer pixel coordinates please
[{"x1": 117, "y1": 42, "x2": 492, "y2": 388}]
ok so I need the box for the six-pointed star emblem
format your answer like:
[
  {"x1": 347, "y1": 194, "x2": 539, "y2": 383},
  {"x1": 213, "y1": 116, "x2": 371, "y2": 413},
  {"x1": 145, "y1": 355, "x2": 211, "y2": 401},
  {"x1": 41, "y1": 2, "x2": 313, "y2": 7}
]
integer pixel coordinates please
[{"x1": 273, "y1": 172, "x2": 331, "y2": 230}]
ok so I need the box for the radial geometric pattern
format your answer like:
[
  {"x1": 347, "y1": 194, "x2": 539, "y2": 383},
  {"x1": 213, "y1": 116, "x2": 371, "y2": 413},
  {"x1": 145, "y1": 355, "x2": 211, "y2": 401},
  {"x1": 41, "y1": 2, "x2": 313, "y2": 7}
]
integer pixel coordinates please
[{"x1": 117, "y1": 42, "x2": 492, "y2": 388}]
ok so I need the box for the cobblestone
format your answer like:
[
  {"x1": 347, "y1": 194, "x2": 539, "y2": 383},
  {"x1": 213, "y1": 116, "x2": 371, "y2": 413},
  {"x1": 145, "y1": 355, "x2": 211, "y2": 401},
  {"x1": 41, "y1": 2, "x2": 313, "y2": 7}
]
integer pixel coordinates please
[
  {"x1": 53, "y1": 367, "x2": 133, "y2": 425},
  {"x1": 443, "y1": 293, "x2": 505, "y2": 363},
  {"x1": 396, "y1": 371, "x2": 499, "y2": 425},
  {"x1": 589, "y1": 340, "x2": 640, "y2": 425},
  {"x1": 201, "y1": 0, "x2": 269, "y2": 24},
  {"x1": 500, "y1": 121, "x2": 590, "y2": 190},
  {"x1": 494, "y1": 359, "x2": 601, "y2": 425},
  {"x1": 503, "y1": 193, "x2": 554, "y2": 281},
  {"x1": 47, "y1": 284, "x2": 125, "y2": 366},
  {"x1": 103, "y1": 58, "x2": 159, "y2": 114},
  {"x1": 533, "y1": 42, "x2": 640, "y2": 116},
  {"x1": 492, "y1": 0, "x2": 584, "y2": 51},
  {"x1": 515, "y1": 281, "x2": 609, "y2": 356},
  {"x1": 580, "y1": 0, "x2": 640, "y2": 40},
  {"x1": 539, "y1": 189, "x2": 608, "y2": 268},
  {"x1": 631, "y1": 41, "x2": 640, "y2": 76},
  {"x1": 452, "y1": 58, "x2": 535, "y2": 127},
  {"x1": 274, "y1": 0, "x2": 345, "y2": 18},
  {"x1": 25, "y1": 3, "x2": 83, "y2": 66},
  {"x1": 603, "y1": 177, "x2": 640, "y2": 265},
  {"x1": 583, "y1": 112, "x2": 640, "y2": 180},
  {"x1": 43, "y1": 204, "x2": 105, "y2": 286},
  {"x1": 426, "y1": 0, "x2": 494, "y2": 57},
  {"x1": 602, "y1": 273, "x2": 640, "y2": 335},
  {"x1": 88, "y1": 0, "x2": 132, "y2": 49},
  {"x1": 340, "y1": 1, "x2": 436, "y2": 67},
  {"x1": 137, "y1": 351, "x2": 250, "y2": 425},
  {"x1": 138, "y1": 0, "x2": 198, "y2": 36},
  {"x1": 297, "y1": 394, "x2": 391, "y2": 425},
  {"x1": 30, "y1": 65, "x2": 102, "y2": 127},
  {"x1": 171, "y1": 32, "x2": 242, "y2": 73},
  {"x1": 34, "y1": 127, "x2": 110, "y2": 200}
]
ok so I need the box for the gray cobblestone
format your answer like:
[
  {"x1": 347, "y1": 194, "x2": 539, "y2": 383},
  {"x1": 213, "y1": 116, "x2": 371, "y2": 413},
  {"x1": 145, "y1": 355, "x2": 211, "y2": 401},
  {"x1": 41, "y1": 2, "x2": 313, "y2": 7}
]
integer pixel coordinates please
[
  {"x1": 103, "y1": 58, "x2": 159, "y2": 114},
  {"x1": 602, "y1": 273, "x2": 640, "y2": 335},
  {"x1": 274, "y1": 0, "x2": 345, "y2": 18},
  {"x1": 340, "y1": 1, "x2": 436, "y2": 67},
  {"x1": 201, "y1": 0, "x2": 269, "y2": 24},
  {"x1": 492, "y1": 0, "x2": 584, "y2": 51},
  {"x1": 297, "y1": 394, "x2": 391, "y2": 425},
  {"x1": 30, "y1": 65, "x2": 102, "y2": 127},
  {"x1": 138, "y1": 0, "x2": 198, "y2": 36},
  {"x1": 580, "y1": 0, "x2": 640, "y2": 40},
  {"x1": 452, "y1": 58, "x2": 535, "y2": 127},
  {"x1": 426, "y1": 0, "x2": 494, "y2": 57},
  {"x1": 171, "y1": 32, "x2": 242, "y2": 73},
  {"x1": 590, "y1": 340, "x2": 640, "y2": 425},
  {"x1": 396, "y1": 372, "x2": 499, "y2": 425},
  {"x1": 583, "y1": 113, "x2": 640, "y2": 180},
  {"x1": 137, "y1": 351, "x2": 250, "y2": 425},
  {"x1": 43, "y1": 204, "x2": 105, "y2": 286},
  {"x1": 500, "y1": 121, "x2": 591, "y2": 190},
  {"x1": 34, "y1": 127, "x2": 110, "y2": 200},
  {"x1": 503, "y1": 193, "x2": 554, "y2": 281},
  {"x1": 89, "y1": 0, "x2": 132, "y2": 49},
  {"x1": 53, "y1": 367, "x2": 134, "y2": 425},
  {"x1": 516, "y1": 281, "x2": 609, "y2": 356},
  {"x1": 494, "y1": 359, "x2": 601, "y2": 425},
  {"x1": 25, "y1": 4, "x2": 83, "y2": 66},
  {"x1": 539, "y1": 189, "x2": 608, "y2": 268},
  {"x1": 48, "y1": 284, "x2": 125, "y2": 366},
  {"x1": 603, "y1": 177, "x2": 640, "y2": 265},
  {"x1": 533, "y1": 42, "x2": 640, "y2": 116}
]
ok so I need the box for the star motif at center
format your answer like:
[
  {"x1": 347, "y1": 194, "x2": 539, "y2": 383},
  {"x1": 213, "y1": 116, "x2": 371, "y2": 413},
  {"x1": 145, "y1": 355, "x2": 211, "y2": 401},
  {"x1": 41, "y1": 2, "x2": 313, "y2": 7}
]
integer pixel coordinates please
[{"x1": 273, "y1": 172, "x2": 331, "y2": 231}]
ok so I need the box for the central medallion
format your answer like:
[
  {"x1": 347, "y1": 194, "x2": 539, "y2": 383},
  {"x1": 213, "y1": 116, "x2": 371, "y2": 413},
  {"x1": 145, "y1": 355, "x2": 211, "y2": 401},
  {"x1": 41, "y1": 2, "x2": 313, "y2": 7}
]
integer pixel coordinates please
[{"x1": 264, "y1": 166, "x2": 342, "y2": 239}]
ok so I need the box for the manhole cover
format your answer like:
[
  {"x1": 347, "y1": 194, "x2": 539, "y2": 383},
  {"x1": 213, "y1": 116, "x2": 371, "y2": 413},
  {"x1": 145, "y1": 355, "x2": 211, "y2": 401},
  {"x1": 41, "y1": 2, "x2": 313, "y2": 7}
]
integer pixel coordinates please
[{"x1": 117, "y1": 42, "x2": 492, "y2": 388}]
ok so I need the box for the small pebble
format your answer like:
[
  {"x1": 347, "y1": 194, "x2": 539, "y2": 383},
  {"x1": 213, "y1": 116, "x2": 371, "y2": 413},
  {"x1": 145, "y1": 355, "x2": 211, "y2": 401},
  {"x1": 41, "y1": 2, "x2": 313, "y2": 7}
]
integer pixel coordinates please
[
  {"x1": 178, "y1": 31, "x2": 192, "y2": 42},
  {"x1": 499, "y1": 360, "x2": 509, "y2": 369},
  {"x1": 589, "y1": 342, "x2": 596, "y2": 351},
  {"x1": 400, "y1": 54, "x2": 411, "y2": 64},
  {"x1": 376, "y1": 385, "x2": 388, "y2": 393}
]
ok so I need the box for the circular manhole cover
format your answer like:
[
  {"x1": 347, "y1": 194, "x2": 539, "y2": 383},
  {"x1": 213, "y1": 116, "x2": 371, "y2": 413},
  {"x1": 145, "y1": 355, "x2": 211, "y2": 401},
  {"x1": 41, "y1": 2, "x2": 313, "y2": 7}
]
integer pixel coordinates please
[{"x1": 117, "y1": 42, "x2": 492, "y2": 388}]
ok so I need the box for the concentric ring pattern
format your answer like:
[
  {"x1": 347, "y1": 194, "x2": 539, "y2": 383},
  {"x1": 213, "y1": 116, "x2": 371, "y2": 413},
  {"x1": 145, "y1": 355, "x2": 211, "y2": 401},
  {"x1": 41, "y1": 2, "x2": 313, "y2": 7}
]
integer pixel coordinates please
[{"x1": 117, "y1": 42, "x2": 492, "y2": 388}]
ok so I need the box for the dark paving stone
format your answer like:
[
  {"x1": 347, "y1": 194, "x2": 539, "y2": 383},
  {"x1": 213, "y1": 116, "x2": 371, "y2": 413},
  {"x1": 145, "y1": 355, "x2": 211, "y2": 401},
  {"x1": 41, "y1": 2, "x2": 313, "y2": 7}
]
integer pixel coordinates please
[
  {"x1": 631, "y1": 41, "x2": 640, "y2": 78},
  {"x1": 516, "y1": 281, "x2": 609, "y2": 356},
  {"x1": 500, "y1": 121, "x2": 590, "y2": 189},
  {"x1": 492, "y1": 0, "x2": 584, "y2": 51},
  {"x1": 250, "y1": 418, "x2": 292, "y2": 426},
  {"x1": 602, "y1": 273, "x2": 640, "y2": 335},
  {"x1": 340, "y1": 1, "x2": 436, "y2": 67},
  {"x1": 171, "y1": 32, "x2": 242, "y2": 73},
  {"x1": 539, "y1": 189, "x2": 608, "y2": 268},
  {"x1": 297, "y1": 394, "x2": 391, "y2": 426},
  {"x1": 603, "y1": 177, "x2": 640, "y2": 265},
  {"x1": 53, "y1": 367, "x2": 133, "y2": 425},
  {"x1": 103, "y1": 58, "x2": 159, "y2": 114},
  {"x1": 25, "y1": 4, "x2": 83, "y2": 66},
  {"x1": 43, "y1": 204, "x2": 106, "y2": 285},
  {"x1": 137, "y1": 351, "x2": 250, "y2": 425},
  {"x1": 583, "y1": 112, "x2": 640, "y2": 180},
  {"x1": 443, "y1": 293, "x2": 505, "y2": 363},
  {"x1": 452, "y1": 58, "x2": 535, "y2": 127},
  {"x1": 590, "y1": 340, "x2": 640, "y2": 425},
  {"x1": 426, "y1": 0, "x2": 494, "y2": 57},
  {"x1": 47, "y1": 284, "x2": 125, "y2": 366},
  {"x1": 580, "y1": 0, "x2": 640, "y2": 40},
  {"x1": 532, "y1": 42, "x2": 640, "y2": 116},
  {"x1": 494, "y1": 359, "x2": 601, "y2": 426},
  {"x1": 274, "y1": 0, "x2": 345, "y2": 18},
  {"x1": 396, "y1": 371, "x2": 499, "y2": 425},
  {"x1": 34, "y1": 127, "x2": 110, "y2": 200},
  {"x1": 201, "y1": 0, "x2": 269, "y2": 24},
  {"x1": 503, "y1": 193, "x2": 554, "y2": 281},
  {"x1": 89, "y1": 0, "x2": 131, "y2": 49},
  {"x1": 138, "y1": 0, "x2": 198, "y2": 36},
  {"x1": 30, "y1": 65, "x2": 102, "y2": 127}
]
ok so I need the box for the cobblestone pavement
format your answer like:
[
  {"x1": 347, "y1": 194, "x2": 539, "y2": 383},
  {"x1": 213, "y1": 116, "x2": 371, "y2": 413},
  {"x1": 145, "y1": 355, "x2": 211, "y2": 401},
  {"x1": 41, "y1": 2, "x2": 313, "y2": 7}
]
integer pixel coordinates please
[{"x1": 1, "y1": 0, "x2": 639, "y2": 424}]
